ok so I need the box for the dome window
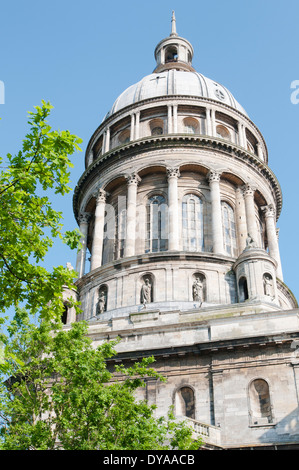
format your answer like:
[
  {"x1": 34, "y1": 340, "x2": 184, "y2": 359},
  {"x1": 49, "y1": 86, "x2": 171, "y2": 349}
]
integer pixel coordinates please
[
  {"x1": 151, "y1": 126, "x2": 163, "y2": 136},
  {"x1": 119, "y1": 129, "x2": 130, "y2": 145},
  {"x1": 165, "y1": 45, "x2": 178, "y2": 62},
  {"x1": 216, "y1": 125, "x2": 231, "y2": 141},
  {"x1": 149, "y1": 118, "x2": 164, "y2": 136},
  {"x1": 183, "y1": 117, "x2": 199, "y2": 134}
]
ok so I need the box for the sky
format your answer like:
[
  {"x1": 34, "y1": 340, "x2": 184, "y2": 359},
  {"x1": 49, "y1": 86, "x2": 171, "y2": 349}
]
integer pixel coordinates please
[{"x1": 0, "y1": 0, "x2": 298, "y2": 303}]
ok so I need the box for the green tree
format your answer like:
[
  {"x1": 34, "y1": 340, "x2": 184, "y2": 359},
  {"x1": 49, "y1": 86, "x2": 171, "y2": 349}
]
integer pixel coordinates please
[
  {"x1": 0, "y1": 102, "x2": 201, "y2": 450},
  {"x1": 0, "y1": 100, "x2": 82, "y2": 325},
  {"x1": 0, "y1": 317, "x2": 201, "y2": 450}
]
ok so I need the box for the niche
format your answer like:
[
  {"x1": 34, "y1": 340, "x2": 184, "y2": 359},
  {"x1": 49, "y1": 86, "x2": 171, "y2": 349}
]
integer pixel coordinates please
[
  {"x1": 238, "y1": 276, "x2": 249, "y2": 302},
  {"x1": 96, "y1": 285, "x2": 108, "y2": 315},
  {"x1": 175, "y1": 386, "x2": 195, "y2": 419},
  {"x1": 249, "y1": 379, "x2": 273, "y2": 425},
  {"x1": 140, "y1": 273, "x2": 154, "y2": 306},
  {"x1": 192, "y1": 272, "x2": 206, "y2": 304},
  {"x1": 263, "y1": 273, "x2": 274, "y2": 298}
]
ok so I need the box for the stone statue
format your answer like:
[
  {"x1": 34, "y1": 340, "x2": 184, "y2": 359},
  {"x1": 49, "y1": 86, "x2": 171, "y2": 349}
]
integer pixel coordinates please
[
  {"x1": 96, "y1": 290, "x2": 106, "y2": 315},
  {"x1": 245, "y1": 233, "x2": 258, "y2": 249},
  {"x1": 141, "y1": 278, "x2": 152, "y2": 307},
  {"x1": 264, "y1": 275, "x2": 273, "y2": 297},
  {"x1": 192, "y1": 278, "x2": 203, "y2": 305}
]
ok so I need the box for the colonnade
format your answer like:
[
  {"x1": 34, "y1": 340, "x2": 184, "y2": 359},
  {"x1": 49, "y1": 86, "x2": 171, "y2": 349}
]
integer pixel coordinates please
[
  {"x1": 76, "y1": 170, "x2": 282, "y2": 280},
  {"x1": 89, "y1": 106, "x2": 263, "y2": 163}
]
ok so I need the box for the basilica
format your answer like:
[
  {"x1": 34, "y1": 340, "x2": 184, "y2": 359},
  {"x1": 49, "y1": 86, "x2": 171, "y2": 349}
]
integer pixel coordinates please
[{"x1": 65, "y1": 13, "x2": 299, "y2": 449}]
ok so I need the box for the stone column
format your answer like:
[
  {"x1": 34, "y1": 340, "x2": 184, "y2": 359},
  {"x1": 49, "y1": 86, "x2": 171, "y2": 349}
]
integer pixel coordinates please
[
  {"x1": 291, "y1": 360, "x2": 299, "y2": 406},
  {"x1": 235, "y1": 187, "x2": 247, "y2": 253},
  {"x1": 208, "y1": 170, "x2": 224, "y2": 254},
  {"x1": 173, "y1": 104, "x2": 178, "y2": 133},
  {"x1": 167, "y1": 105, "x2": 173, "y2": 134},
  {"x1": 257, "y1": 142, "x2": 264, "y2": 160},
  {"x1": 238, "y1": 122, "x2": 244, "y2": 147},
  {"x1": 124, "y1": 172, "x2": 141, "y2": 258},
  {"x1": 135, "y1": 111, "x2": 140, "y2": 140},
  {"x1": 243, "y1": 183, "x2": 259, "y2": 245},
  {"x1": 130, "y1": 114, "x2": 135, "y2": 141},
  {"x1": 87, "y1": 149, "x2": 93, "y2": 167},
  {"x1": 90, "y1": 189, "x2": 106, "y2": 272},
  {"x1": 211, "y1": 109, "x2": 216, "y2": 137},
  {"x1": 167, "y1": 167, "x2": 180, "y2": 251},
  {"x1": 205, "y1": 108, "x2": 211, "y2": 136},
  {"x1": 262, "y1": 204, "x2": 283, "y2": 279},
  {"x1": 76, "y1": 212, "x2": 90, "y2": 278},
  {"x1": 210, "y1": 368, "x2": 224, "y2": 428},
  {"x1": 104, "y1": 127, "x2": 110, "y2": 153}
]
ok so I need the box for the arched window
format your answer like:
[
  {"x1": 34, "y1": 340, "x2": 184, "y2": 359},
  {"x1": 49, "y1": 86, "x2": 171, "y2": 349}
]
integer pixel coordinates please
[
  {"x1": 216, "y1": 125, "x2": 231, "y2": 140},
  {"x1": 114, "y1": 207, "x2": 126, "y2": 259},
  {"x1": 145, "y1": 195, "x2": 168, "y2": 253},
  {"x1": 221, "y1": 202, "x2": 237, "y2": 256},
  {"x1": 165, "y1": 45, "x2": 178, "y2": 62},
  {"x1": 249, "y1": 379, "x2": 273, "y2": 425},
  {"x1": 183, "y1": 118, "x2": 199, "y2": 135},
  {"x1": 182, "y1": 194, "x2": 204, "y2": 252},
  {"x1": 175, "y1": 387, "x2": 195, "y2": 419},
  {"x1": 150, "y1": 118, "x2": 164, "y2": 136},
  {"x1": 119, "y1": 129, "x2": 130, "y2": 144}
]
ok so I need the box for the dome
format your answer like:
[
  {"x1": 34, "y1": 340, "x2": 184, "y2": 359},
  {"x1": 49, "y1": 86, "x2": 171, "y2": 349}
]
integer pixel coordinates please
[{"x1": 106, "y1": 70, "x2": 247, "y2": 117}]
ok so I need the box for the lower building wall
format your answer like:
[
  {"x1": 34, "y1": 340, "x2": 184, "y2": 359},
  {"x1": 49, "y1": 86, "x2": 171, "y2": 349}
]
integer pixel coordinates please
[{"x1": 137, "y1": 344, "x2": 299, "y2": 448}]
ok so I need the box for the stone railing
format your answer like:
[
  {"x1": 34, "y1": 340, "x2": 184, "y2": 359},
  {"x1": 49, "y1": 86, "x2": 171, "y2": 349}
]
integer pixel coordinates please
[{"x1": 177, "y1": 416, "x2": 222, "y2": 448}]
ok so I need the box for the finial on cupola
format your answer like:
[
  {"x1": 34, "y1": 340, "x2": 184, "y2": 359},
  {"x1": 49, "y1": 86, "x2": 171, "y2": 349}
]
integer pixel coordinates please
[{"x1": 170, "y1": 10, "x2": 178, "y2": 37}]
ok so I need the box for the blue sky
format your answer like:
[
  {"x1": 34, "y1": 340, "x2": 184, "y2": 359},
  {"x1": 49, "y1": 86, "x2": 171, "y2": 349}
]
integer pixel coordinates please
[{"x1": 1, "y1": 0, "x2": 298, "y2": 302}]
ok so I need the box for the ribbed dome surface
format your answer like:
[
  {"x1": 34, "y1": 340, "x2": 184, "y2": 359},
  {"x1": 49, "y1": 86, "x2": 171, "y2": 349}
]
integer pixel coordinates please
[{"x1": 106, "y1": 69, "x2": 247, "y2": 118}]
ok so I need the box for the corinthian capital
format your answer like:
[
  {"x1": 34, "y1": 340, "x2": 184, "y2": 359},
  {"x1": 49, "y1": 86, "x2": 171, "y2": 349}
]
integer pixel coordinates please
[
  {"x1": 79, "y1": 212, "x2": 91, "y2": 224},
  {"x1": 207, "y1": 170, "x2": 221, "y2": 183},
  {"x1": 166, "y1": 167, "x2": 180, "y2": 179},
  {"x1": 126, "y1": 172, "x2": 141, "y2": 186},
  {"x1": 262, "y1": 204, "x2": 276, "y2": 218},
  {"x1": 94, "y1": 188, "x2": 106, "y2": 204},
  {"x1": 242, "y1": 183, "x2": 256, "y2": 197}
]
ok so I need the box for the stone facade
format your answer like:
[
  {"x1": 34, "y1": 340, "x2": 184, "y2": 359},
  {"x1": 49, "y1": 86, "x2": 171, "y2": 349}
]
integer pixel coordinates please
[{"x1": 67, "y1": 13, "x2": 299, "y2": 449}]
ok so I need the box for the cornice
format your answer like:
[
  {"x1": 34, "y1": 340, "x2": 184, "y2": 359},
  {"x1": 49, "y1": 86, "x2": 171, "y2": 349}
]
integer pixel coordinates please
[
  {"x1": 85, "y1": 94, "x2": 268, "y2": 164},
  {"x1": 73, "y1": 134, "x2": 282, "y2": 221}
]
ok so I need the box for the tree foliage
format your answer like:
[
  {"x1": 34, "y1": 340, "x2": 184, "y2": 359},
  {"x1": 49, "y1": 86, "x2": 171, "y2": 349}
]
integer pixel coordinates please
[
  {"x1": 0, "y1": 317, "x2": 201, "y2": 450},
  {"x1": 0, "y1": 101, "x2": 82, "y2": 322},
  {"x1": 0, "y1": 102, "x2": 201, "y2": 450}
]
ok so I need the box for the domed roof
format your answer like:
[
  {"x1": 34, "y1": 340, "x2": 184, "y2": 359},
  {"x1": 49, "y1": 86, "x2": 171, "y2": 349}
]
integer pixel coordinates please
[
  {"x1": 104, "y1": 13, "x2": 247, "y2": 120},
  {"x1": 107, "y1": 70, "x2": 247, "y2": 117}
]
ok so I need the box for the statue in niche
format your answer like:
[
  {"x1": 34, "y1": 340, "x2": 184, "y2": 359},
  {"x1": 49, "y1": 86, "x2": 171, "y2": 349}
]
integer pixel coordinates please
[
  {"x1": 96, "y1": 289, "x2": 106, "y2": 315},
  {"x1": 263, "y1": 274, "x2": 273, "y2": 297},
  {"x1": 245, "y1": 233, "x2": 258, "y2": 249},
  {"x1": 141, "y1": 278, "x2": 152, "y2": 307},
  {"x1": 192, "y1": 278, "x2": 203, "y2": 306}
]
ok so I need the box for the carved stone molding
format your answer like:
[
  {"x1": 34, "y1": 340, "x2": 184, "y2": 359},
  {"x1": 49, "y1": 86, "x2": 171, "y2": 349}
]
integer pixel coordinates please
[
  {"x1": 261, "y1": 204, "x2": 276, "y2": 218},
  {"x1": 207, "y1": 170, "x2": 222, "y2": 183},
  {"x1": 126, "y1": 172, "x2": 141, "y2": 186},
  {"x1": 242, "y1": 183, "x2": 256, "y2": 197},
  {"x1": 166, "y1": 167, "x2": 180, "y2": 179},
  {"x1": 79, "y1": 212, "x2": 91, "y2": 224},
  {"x1": 94, "y1": 188, "x2": 107, "y2": 204}
]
